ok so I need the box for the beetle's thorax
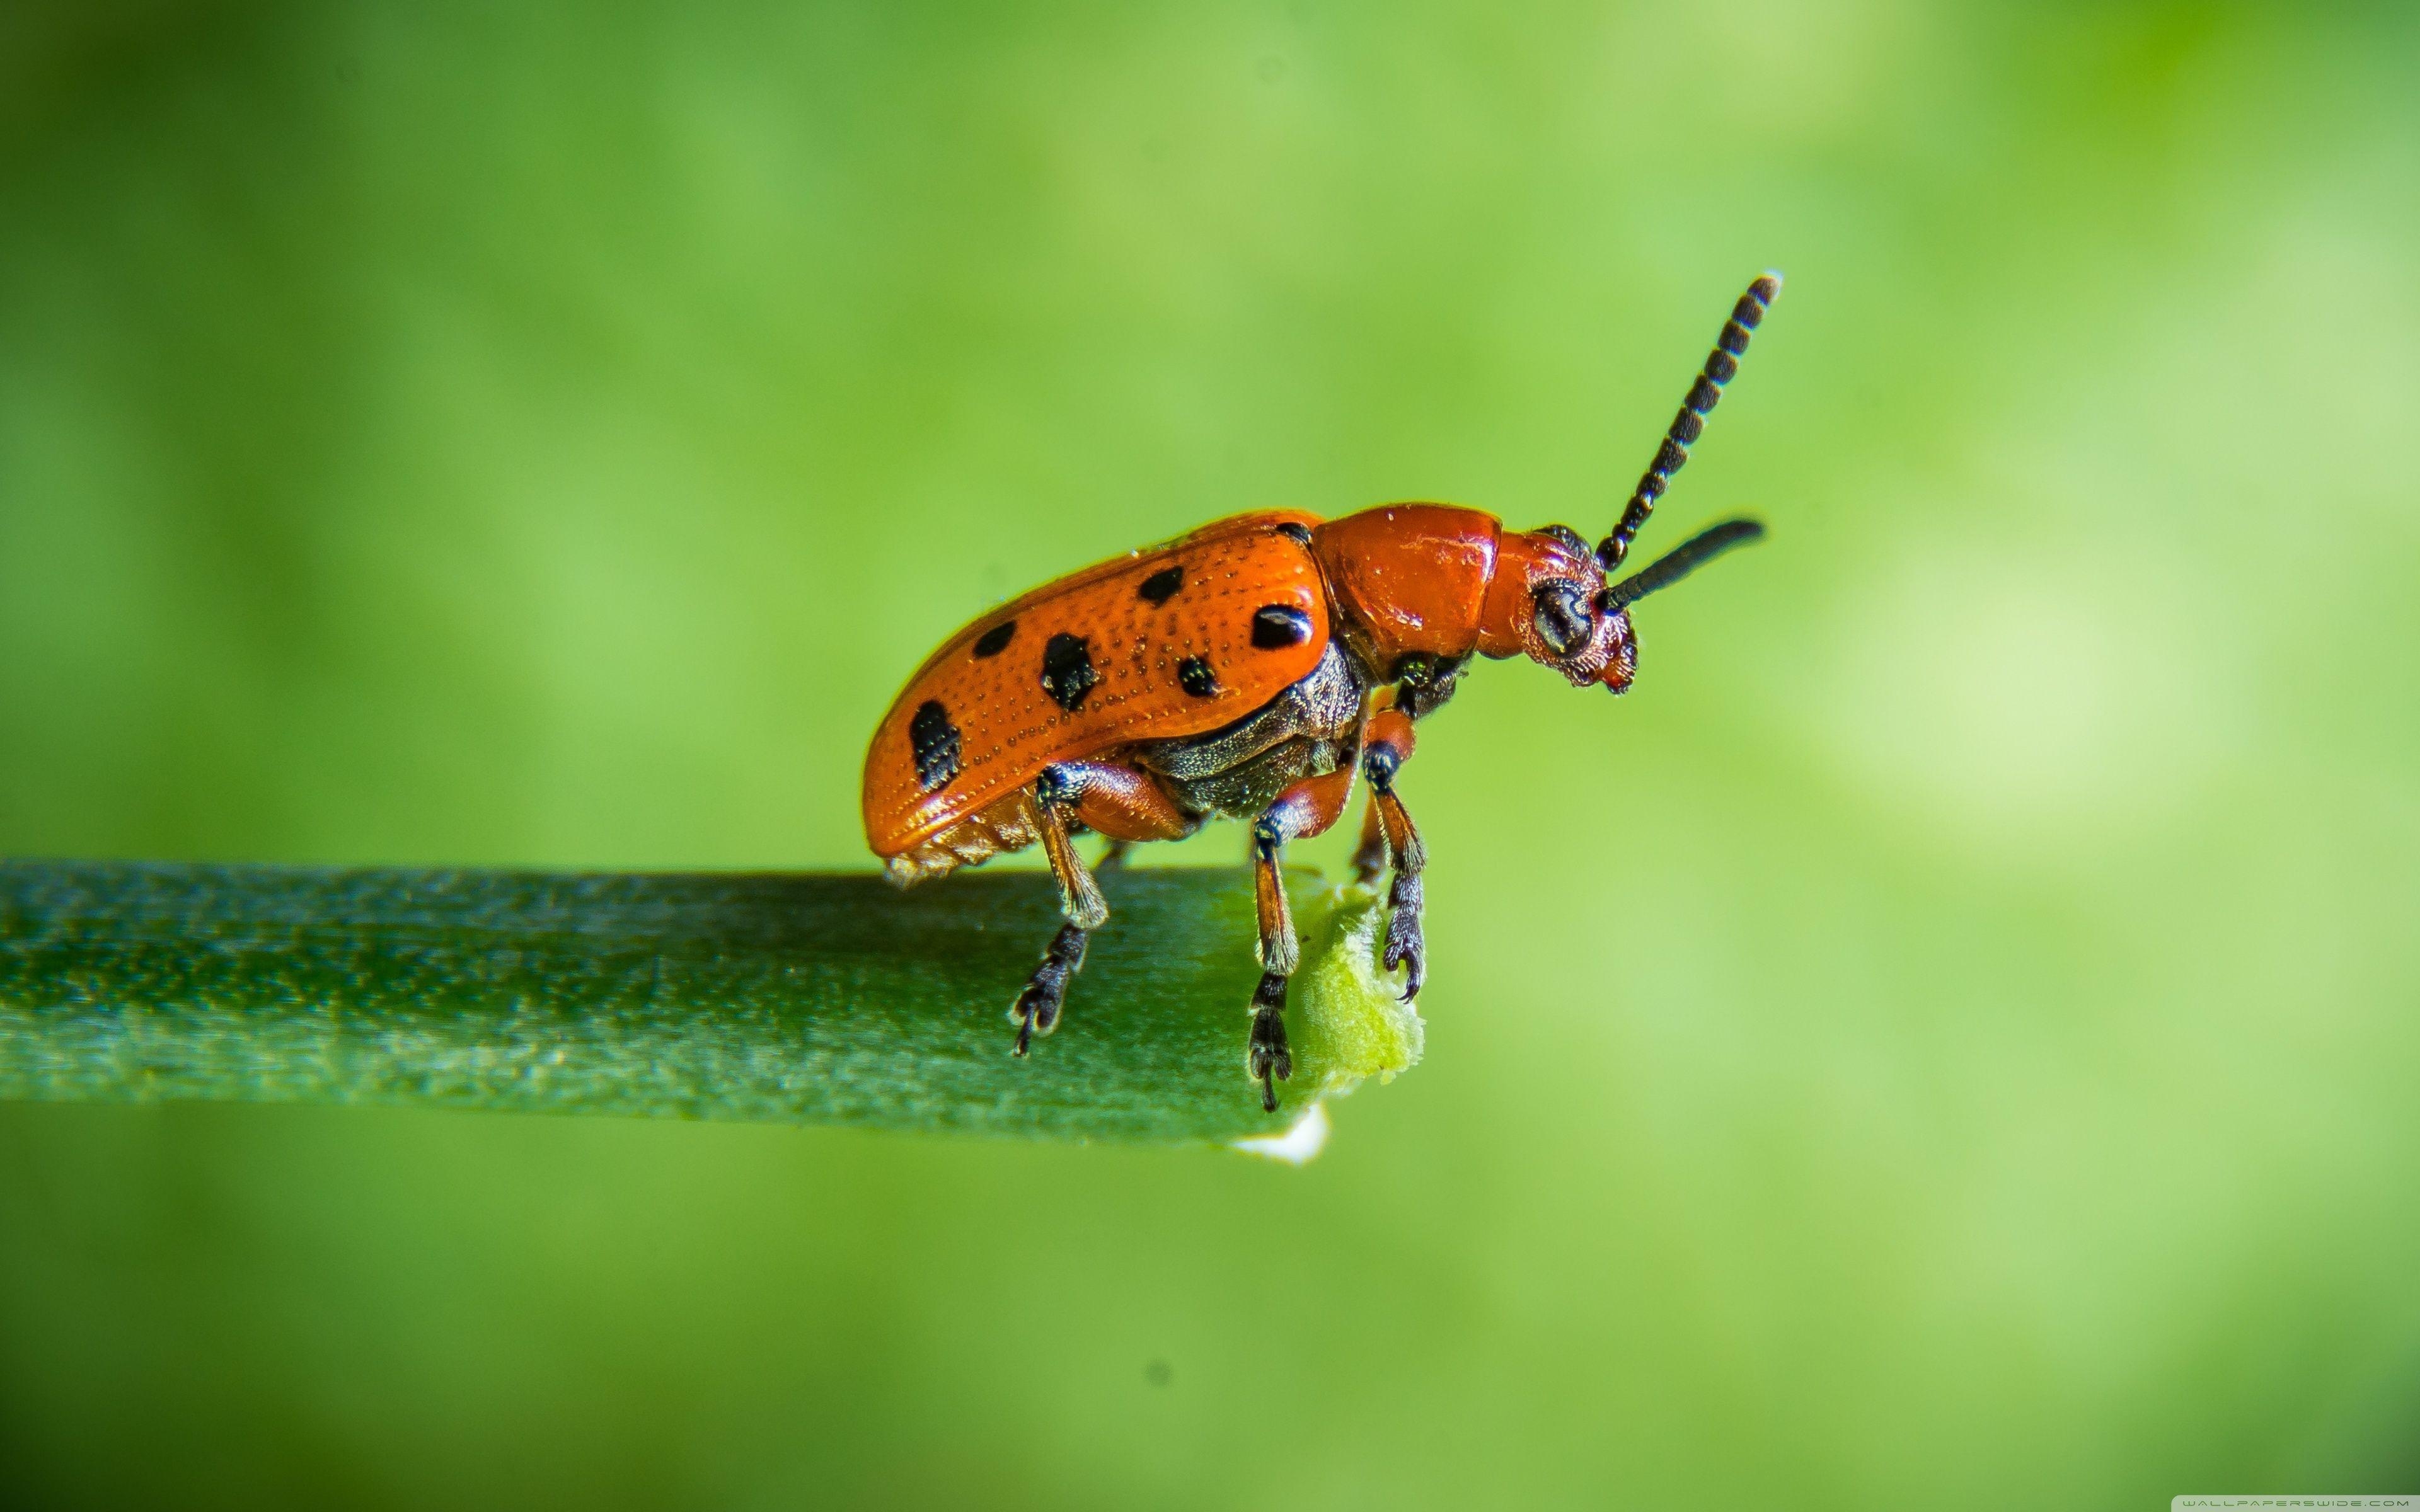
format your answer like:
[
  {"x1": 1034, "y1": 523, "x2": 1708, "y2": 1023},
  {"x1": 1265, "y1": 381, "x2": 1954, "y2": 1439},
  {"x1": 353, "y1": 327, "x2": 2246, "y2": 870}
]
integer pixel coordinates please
[
  {"x1": 1308, "y1": 504, "x2": 1502, "y2": 676},
  {"x1": 1310, "y1": 503, "x2": 1632, "y2": 692}
]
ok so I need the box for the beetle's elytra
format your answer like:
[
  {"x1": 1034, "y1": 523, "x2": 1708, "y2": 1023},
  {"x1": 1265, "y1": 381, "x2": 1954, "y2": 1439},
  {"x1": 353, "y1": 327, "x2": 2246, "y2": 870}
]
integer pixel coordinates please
[{"x1": 861, "y1": 274, "x2": 1784, "y2": 1112}]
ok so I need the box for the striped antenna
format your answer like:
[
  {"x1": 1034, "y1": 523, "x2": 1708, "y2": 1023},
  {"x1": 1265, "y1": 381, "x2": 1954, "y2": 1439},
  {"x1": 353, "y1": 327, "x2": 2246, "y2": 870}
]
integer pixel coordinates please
[
  {"x1": 1600, "y1": 517, "x2": 1765, "y2": 612},
  {"x1": 1597, "y1": 272, "x2": 1783, "y2": 572}
]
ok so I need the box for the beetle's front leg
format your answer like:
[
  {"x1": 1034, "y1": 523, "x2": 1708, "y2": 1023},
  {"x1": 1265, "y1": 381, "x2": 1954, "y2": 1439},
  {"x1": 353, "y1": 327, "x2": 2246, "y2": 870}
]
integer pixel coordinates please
[
  {"x1": 1246, "y1": 763, "x2": 1358, "y2": 1111},
  {"x1": 1361, "y1": 707, "x2": 1427, "y2": 999},
  {"x1": 1010, "y1": 761, "x2": 1196, "y2": 1056},
  {"x1": 1349, "y1": 687, "x2": 1404, "y2": 885}
]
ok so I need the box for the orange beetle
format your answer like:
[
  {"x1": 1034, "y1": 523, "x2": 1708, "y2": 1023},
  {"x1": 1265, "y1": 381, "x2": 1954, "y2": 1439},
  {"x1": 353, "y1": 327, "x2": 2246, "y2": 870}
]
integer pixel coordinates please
[{"x1": 863, "y1": 275, "x2": 1783, "y2": 1110}]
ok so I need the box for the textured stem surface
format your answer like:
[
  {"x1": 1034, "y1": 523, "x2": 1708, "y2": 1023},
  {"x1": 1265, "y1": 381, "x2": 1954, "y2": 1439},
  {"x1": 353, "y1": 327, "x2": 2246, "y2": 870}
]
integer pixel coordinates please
[{"x1": 0, "y1": 861, "x2": 1420, "y2": 1147}]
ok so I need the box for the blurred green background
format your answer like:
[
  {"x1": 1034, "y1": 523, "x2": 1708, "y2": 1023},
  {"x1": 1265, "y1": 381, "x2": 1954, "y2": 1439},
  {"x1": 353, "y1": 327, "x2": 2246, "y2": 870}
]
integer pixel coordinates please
[{"x1": 4, "y1": 0, "x2": 2417, "y2": 1505}]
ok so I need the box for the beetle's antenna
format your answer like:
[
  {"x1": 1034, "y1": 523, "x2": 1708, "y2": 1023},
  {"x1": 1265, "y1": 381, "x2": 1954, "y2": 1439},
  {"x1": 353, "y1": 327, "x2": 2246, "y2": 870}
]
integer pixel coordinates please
[
  {"x1": 1601, "y1": 517, "x2": 1765, "y2": 612},
  {"x1": 1598, "y1": 272, "x2": 1782, "y2": 573}
]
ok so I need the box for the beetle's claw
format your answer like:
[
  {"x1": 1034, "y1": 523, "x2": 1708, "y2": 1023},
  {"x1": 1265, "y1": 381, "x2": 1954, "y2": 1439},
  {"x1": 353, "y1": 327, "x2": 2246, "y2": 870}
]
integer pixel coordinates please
[
  {"x1": 1009, "y1": 976, "x2": 1064, "y2": 1055},
  {"x1": 1008, "y1": 922, "x2": 1088, "y2": 1057},
  {"x1": 1247, "y1": 1005, "x2": 1292, "y2": 1111},
  {"x1": 1383, "y1": 873, "x2": 1426, "y2": 999}
]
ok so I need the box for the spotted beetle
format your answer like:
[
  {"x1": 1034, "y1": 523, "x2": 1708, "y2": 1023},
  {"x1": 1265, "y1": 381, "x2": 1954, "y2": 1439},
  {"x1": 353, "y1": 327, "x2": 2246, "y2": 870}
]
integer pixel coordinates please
[{"x1": 862, "y1": 274, "x2": 1782, "y2": 1111}]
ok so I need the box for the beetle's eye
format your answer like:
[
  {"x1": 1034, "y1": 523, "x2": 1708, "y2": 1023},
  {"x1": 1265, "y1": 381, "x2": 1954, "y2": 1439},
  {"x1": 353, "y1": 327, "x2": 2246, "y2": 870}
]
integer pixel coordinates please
[{"x1": 1531, "y1": 580, "x2": 1592, "y2": 658}]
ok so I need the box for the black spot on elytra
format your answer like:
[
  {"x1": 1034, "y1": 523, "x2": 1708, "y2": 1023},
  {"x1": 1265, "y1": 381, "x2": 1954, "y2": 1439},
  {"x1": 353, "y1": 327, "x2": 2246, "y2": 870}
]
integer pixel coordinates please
[
  {"x1": 1275, "y1": 522, "x2": 1312, "y2": 544},
  {"x1": 1138, "y1": 565, "x2": 1183, "y2": 605},
  {"x1": 1250, "y1": 604, "x2": 1313, "y2": 650},
  {"x1": 1178, "y1": 656, "x2": 1218, "y2": 697},
  {"x1": 909, "y1": 701, "x2": 960, "y2": 791},
  {"x1": 972, "y1": 621, "x2": 1016, "y2": 658},
  {"x1": 1039, "y1": 633, "x2": 1099, "y2": 711}
]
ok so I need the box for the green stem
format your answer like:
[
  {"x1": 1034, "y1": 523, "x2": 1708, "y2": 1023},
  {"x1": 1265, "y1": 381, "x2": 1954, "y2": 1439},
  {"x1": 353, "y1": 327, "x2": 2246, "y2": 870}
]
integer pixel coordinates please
[{"x1": 0, "y1": 861, "x2": 1420, "y2": 1150}]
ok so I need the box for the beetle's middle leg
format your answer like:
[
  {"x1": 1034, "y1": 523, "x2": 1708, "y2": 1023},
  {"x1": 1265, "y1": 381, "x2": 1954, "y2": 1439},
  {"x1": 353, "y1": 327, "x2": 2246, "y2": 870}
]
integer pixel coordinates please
[
  {"x1": 1245, "y1": 763, "x2": 1359, "y2": 1111},
  {"x1": 1010, "y1": 762, "x2": 1197, "y2": 1056}
]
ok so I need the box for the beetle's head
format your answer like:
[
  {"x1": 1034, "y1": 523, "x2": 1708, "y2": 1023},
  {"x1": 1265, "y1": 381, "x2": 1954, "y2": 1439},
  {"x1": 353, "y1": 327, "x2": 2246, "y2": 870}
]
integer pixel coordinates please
[
  {"x1": 1488, "y1": 525, "x2": 1636, "y2": 691},
  {"x1": 1489, "y1": 518, "x2": 1765, "y2": 696},
  {"x1": 1491, "y1": 270, "x2": 1783, "y2": 694}
]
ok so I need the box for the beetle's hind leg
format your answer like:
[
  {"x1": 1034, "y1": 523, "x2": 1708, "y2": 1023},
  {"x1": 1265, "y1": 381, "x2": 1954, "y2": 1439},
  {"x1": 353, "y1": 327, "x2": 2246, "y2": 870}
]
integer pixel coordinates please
[
  {"x1": 1010, "y1": 774, "x2": 1103, "y2": 1057},
  {"x1": 1247, "y1": 764, "x2": 1359, "y2": 1111},
  {"x1": 1009, "y1": 762, "x2": 1197, "y2": 1057},
  {"x1": 1011, "y1": 920, "x2": 1088, "y2": 1055}
]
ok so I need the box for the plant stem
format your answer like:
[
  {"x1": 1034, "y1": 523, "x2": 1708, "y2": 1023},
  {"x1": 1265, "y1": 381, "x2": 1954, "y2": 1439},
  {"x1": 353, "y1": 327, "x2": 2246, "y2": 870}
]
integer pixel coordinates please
[{"x1": 0, "y1": 861, "x2": 1420, "y2": 1148}]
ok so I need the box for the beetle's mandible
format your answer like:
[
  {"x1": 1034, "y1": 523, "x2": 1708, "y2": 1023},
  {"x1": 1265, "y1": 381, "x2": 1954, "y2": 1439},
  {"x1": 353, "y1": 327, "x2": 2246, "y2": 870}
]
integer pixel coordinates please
[{"x1": 861, "y1": 274, "x2": 1784, "y2": 1113}]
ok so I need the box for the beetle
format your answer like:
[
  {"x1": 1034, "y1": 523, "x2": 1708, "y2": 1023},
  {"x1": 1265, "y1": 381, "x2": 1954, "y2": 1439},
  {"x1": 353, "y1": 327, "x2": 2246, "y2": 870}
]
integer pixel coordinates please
[{"x1": 861, "y1": 273, "x2": 1782, "y2": 1111}]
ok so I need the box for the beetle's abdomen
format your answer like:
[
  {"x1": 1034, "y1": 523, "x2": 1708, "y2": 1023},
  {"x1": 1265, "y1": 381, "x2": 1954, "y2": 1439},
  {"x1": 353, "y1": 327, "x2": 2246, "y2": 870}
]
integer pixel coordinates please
[
  {"x1": 862, "y1": 511, "x2": 1332, "y2": 858},
  {"x1": 880, "y1": 790, "x2": 1039, "y2": 887}
]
